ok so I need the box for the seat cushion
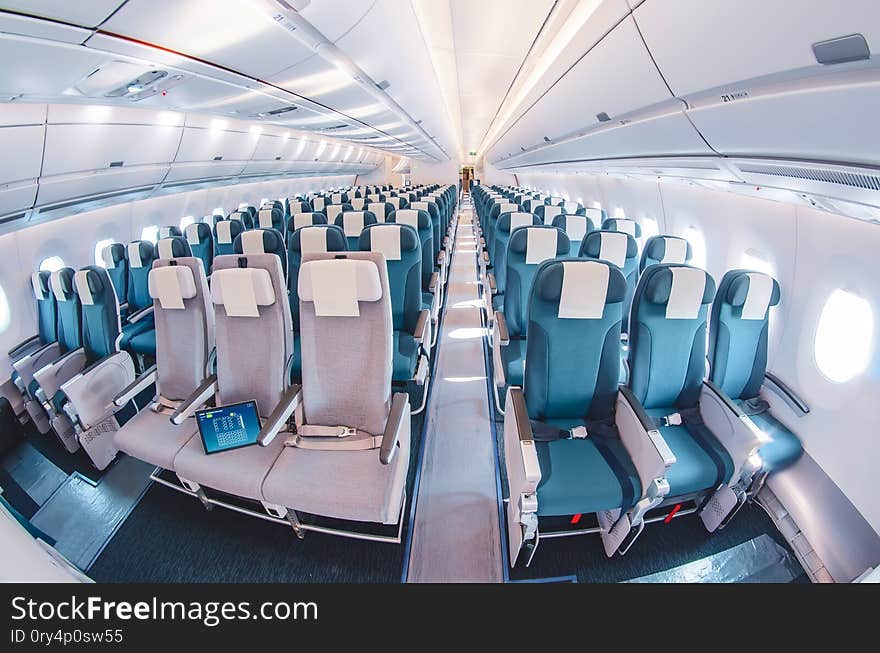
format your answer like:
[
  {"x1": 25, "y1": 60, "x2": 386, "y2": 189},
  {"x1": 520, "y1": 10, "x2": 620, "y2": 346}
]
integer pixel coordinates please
[
  {"x1": 128, "y1": 329, "x2": 156, "y2": 355},
  {"x1": 114, "y1": 407, "x2": 197, "y2": 470},
  {"x1": 393, "y1": 331, "x2": 418, "y2": 382},
  {"x1": 501, "y1": 337, "x2": 526, "y2": 388},
  {"x1": 120, "y1": 318, "x2": 154, "y2": 349},
  {"x1": 750, "y1": 411, "x2": 803, "y2": 473},
  {"x1": 536, "y1": 435, "x2": 640, "y2": 516},
  {"x1": 654, "y1": 413, "x2": 734, "y2": 496},
  {"x1": 172, "y1": 433, "x2": 286, "y2": 501},
  {"x1": 262, "y1": 441, "x2": 409, "y2": 524}
]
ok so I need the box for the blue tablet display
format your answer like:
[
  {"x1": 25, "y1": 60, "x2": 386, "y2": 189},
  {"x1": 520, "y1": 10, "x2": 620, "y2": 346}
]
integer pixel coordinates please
[{"x1": 196, "y1": 401, "x2": 261, "y2": 454}]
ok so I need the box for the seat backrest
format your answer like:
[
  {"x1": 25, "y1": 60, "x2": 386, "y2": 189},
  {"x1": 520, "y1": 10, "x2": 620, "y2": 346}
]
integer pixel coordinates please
[
  {"x1": 386, "y1": 196, "x2": 409, "y2": 210},
  {"x1": 640, "y1": 235, "x2": 692, "y2": 272},
  {"x1": 49, "y1": 268, "x2": 82, "y2": 354},
  {"x1": 230, "y1": 210, "x2": 253, "y2": 230},
  {"x1": 311, "y1": 196, "x2": 327, "y2": 213},
  {"x1": 290, "y1": 200, "x2": 311, "y2": 215},
  {"x1": 257, "y1": 206, "x2": 285, "y2": 234},
  {"x1": 579, "y1": 231, "x2": 639, "y2": 332},
  {"x1": 552, "y1": 214, "x2": 595, "y2": 256},
  {"x1": 147, "y1": 257, "x2": 214, "y2": 401},
  {"x1": 504, "y1": 226, "x2": 570, "y2": 338},
  {"x1": 73, "y1": 266, "x2": 121, "y2": 364},
  {"x1": 350, "y1": 197, "x2": 366, "y2": 210},
  {"x1": 287, "y1": 211, "x2": 328, "y2": 236},
  {"x1": 601, "y1": 217, "x2": 642, "y2": 239},
  {"x1": 234, "y1": 228, "x2": 287, "y2": 278},
  {"x1": 126, "y1": 241, "x2": 158, "y2": 311},
  {"x1": 159, "y1": 226, "x2": 182, "y2": 240},
  {"x1": 100, "y1": 243, "x2": 129, "y2": 305},
  {"x1": 210, "y1": 253, "x2": 292, "y2": 417},
  {"x1": 487, "y1": 201, "x2": 520, "y2": 253},
  {"x1": 213, "y1": 219, "x2": 244, "y2": 257},
  {"x1": 184, "y1": 222, "x2": 214, "y2": 275},
  {"x1": 388, "y1": 209, "x2": 433, "y2": 291},
  {"x1": 335, "y1": 210, "x2": 378, "y2": 251},
  {"x1": 628, "y1": 264, "x2": 716, "y2": 410},
  {"x1": 298, "y1": 252, "x2": 392, "y2": 435},
  {"x1": 30, "y1": 271, "x2": 57, "y2": 345},
  {"x1": 287, "y1": 225, "x2": 348, "y2": 330},
  {"x1": 708, "y1": 270, "x2": 781, "y2": 401},
  {"x1": 524, "y1": 259, "x2": 627, "y2": 421},
  {"x1": 326, "y1": 202, "x2": 354, "y2": 224},
  {"x1": 368, "y1": 202, "x2": 392, "y2": 222},
  {"x1": 564, "y1": 200, "x2": 587, "y2": 217},
  {"x1": 410, "y1": 200, "x2": 441, "y2": 260},
  {"x1": 156, "y1": 236, "x2": 193, "y2": 261},
  {"x1": 359, "y1": 224, "x2": 422, "y2": 333},
  {"x1": 493, "y1": 211, "x2": 541, "y2": 294},
  {"x1": 534, "y1": 204, "x2": 563, "y2": 225}
]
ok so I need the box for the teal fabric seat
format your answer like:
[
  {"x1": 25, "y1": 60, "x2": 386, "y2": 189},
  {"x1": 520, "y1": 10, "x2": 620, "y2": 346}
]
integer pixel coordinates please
[
  {"x1": 493, "y1": 211, "x2": 541, "y2": 299},
  {"x1": 579, "y1": 230, "x2": 639, "y2": 333},
  {"x1": 119, "y1": 241, "x2": 157, "y2": 350},
  {"x1": 502, "y1": 338, "x2": 525, "y2": 388},
  {"x1": 601, "y1": 217, "x2": 642, "y2": 241},
  {"x1": 389, "y1": 209, "x2": 434, "y2": 293},
  {"x1": 640, "y1": 235, "x2": 692, "y2": 272},
  {"x1": 213, "y1": 218, "x2": 244, "y2": 257},
  {"x1": 629, "y1": 264, "x2": 734, "y2": 498},
  {"x1": 100, "y1": 243, "x2": 129, "y2": 306},
  {"x1": 485, "y1": 200, "x2": 521, "y2": 267},
  {"x1": 409, "y1": 200, "x2": 442, "y2": 264},
  {"x1": 184, "y1": 223, "x2": 214, "y2": 275},
  {"x1": 233, "y1": 228, "x2": 287, "y2": 277},
  {"x1": 335, "y1": 210, "x2": 377, "y2": 251},
  {"x1": 551, "y1": 214, "x2": 594, "y2": 256},
  {"x1": 128, "y1": 329, "x2": 156, "y2": 355},
  {"x1": 360, "y1": 223, "x2": 423, "y2": 382},
  {"x1": 749, "y1": 411, "x2": 802, "y2": 472}
]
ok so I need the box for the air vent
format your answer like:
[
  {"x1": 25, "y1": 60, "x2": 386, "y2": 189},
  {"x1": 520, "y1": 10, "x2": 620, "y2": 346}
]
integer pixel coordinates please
[
  {"x1": 264, "y1": 106, "x2": 298, "y2": 116},
  {"x1": 376, "y1": 80, "x2": 390, "y2": 90},
  {"x1": 0, "y1": 212, "x2": 25, "y2": 226},
  {"x1": 739, "y1": 163, "x2": 880, "y2": 191},
  {"x1": 109, "y1": 161, "x2": 124, "y2": 168},
  {"x1": 213, "y1": 156, "x2": 223, "y2": 161},
  {"x1": 321, "y1": 125, "x2": 349, "y2": 131},
  {"x1": 596, "y1": 112, "x2": 611, "y2": 122},
  {"x1": 813, "y1": 34, "x2": 870, "y2": 65}
]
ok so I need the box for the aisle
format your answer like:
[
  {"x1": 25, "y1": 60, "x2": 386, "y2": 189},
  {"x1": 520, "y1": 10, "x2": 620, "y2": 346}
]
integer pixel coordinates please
[{"x1": 406, "y1": 197, "x2": 504, "y2": 582}]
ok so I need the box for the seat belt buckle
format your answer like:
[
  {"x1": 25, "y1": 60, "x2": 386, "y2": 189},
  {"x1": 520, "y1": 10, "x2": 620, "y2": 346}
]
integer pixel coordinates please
[
  {"x1": 337, "y1": 426, "x2": 357, "y2": 438},
  {"x1": 570, "y1": 426, "x2": 589, "y2": 439},
  {"x1": 661, "y1": 413, "x2": 682, "y2": 427}
]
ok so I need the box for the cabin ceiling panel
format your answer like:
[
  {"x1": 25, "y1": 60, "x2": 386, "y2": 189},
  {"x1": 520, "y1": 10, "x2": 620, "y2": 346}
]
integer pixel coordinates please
[
  {"x1": 0, "y1": 0, "x2": 125, "y2": 28},
  {"x1": 0, "y1": 125, "x2": 43, "y2": 183},
  {"x1": 0, "y1": 34, "x2": 107, "y2": 98}
]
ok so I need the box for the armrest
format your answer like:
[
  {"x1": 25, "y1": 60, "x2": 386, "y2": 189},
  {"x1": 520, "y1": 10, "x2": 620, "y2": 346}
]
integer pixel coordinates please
[
  {"x1": 119, "y1": 302, "x2": 129, "y2": 314},
  {"x1": 492, "y1": 312, "x2": 509, "y2": 390},
  {"x1": 33, "y1": 348, "x2": 86, "y2": 400},
  {"x1": 494, "y1": 311, "x2": 509, "y2": 346},
  {"x1": 428, "y1": 272, "x2": 439, "y2": 293},
  {"x1": 12, "y1": 341, "x2": 62, "y2": 388},
  {"x1": 7, "y1": 335, "x2": 41, "y2": 360},
  {"x1": 616, "y1": 388, "x2": 675, "y2": 500},
  {"x1": 487, "y1": 272, "x2": 497, "y2": 294},
  {"x1": 126, "y1": 305, "x2": 154, "y2": 324},
  {"x1": 257, "y1": 384, "x2": 302, "y2": 447},
  {"x1": 503, "y1": 387, "x2": 540, "y2": 492},
  {"x1": 60, "y1": 352, "x2": 136, "y2": 430},
  {"x1": 169, "y1": 375, "x2": 217, "y2": 425},
  {"x1": 413, "y1": 309, "x2": 430, "y2": 346},
  {"x1": 113, "y1": 364, "x2": 157, "y2": 407},
  {"x1": 482, "y1": 250, "x2": 490, "y2": 264},
  {"x1": 380, "y1": 392, "x2": 410, "y2": 465},
  {"x1": 700, "y1": 381, "x2": 769, "y2": 484},
  {"x1": 437, "y1": 250, "x2": 446, "y2": 267},
  {"x1": 764, "y1": 372, "x2": 810, "y2": 416}
]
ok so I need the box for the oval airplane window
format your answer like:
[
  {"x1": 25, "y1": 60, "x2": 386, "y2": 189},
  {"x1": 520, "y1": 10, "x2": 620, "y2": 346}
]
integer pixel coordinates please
[
  {"x1": 140, "y1": 225, "x2": 159, "y2": 243},
  {"x1": 180, "y1": 215, "x2": 196, "y2": 230},
  {"x1": 684, "y1": 226, "x2": 707, "y2": 269},
  {"x1": 94, "y1": 239, "x2": 114, "y2": 266},
  {"x1": 815, "y1": 289, "x2": 874, "y2": 383},
  {"x1": 39, "y1": 256, "x2": 65, "y2": 272},
  {"x1": 0, "y1": 283, "x2": 10, "y2": 334}
]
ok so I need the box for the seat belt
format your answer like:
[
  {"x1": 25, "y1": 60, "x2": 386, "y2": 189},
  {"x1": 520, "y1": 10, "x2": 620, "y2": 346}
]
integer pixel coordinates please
[
  {"x1": 529, "y1": 421, "x2": 589, "y2": 442},
  {"x1": 285, "y1": 424, "x2": 382, "y2": 451}
]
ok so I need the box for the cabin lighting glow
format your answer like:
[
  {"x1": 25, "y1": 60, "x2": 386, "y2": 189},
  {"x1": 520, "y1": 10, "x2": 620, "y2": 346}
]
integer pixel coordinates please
[
  {"x1": 39, "y1": 256, "x2": 65, "y2": 272},
  {"x1": 683, "y1": 226, "x2": 707, "y2": 269},
  {"x1": 0, "y1": 283, "x2": 10, "y2": 334},
  {"x1": 210, "y1": 118, "x2": 228, "y2": 132},
  {"x1": 640, "y1": 217, "x2": 659, "y2": 241},
  {"x1": 94, "y1": 239, "x2": 115, "y2": 267},
  {"x1": 250, "y1": 125, "x2": 262, "y2": 136},
  {"x1": 815, "y1": 289, "x2": 873, "y2": 383},
  {"x1": 179, "y1": 216, "x2": 196, "y2": 230},
  {"x1": 140, "y1": 226, "x2": 159, "y2": 244},
  {"x1": 741, "y1": 249, "x2": 774, "y2": 276}
]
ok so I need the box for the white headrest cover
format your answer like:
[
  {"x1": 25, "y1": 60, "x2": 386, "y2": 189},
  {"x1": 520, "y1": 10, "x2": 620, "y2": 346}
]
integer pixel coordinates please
[
  {"x1": 101, "y1": 245, "x2": 117, "y2": 269},
  {"x1": 661, "y1": 237, "x2": 688, "y2": 264},
  {"x1": 395, "y1": 209, "x2": 420, "y2": 230},
  {"x1": 231, "y1": 212, "x2": 244, "y2": 222},
  {"x1": 241, "y1": 230, "x2": 266, "y2": 254},
  {"x1": 741, "y1": 272, "x2": 774, "y2": 321},
  {"x1": 564, "y1": 201, "x2": 580, "y2": 214},
  {"x1": 666, "y1": 267, "x2": 706, "y2": 320},
  {"x1": 159, "y1": 227, "x2": 173, "y2": 239},
  {"x1": 216, "y1": 221, "x2": 233, "y2": 245},
  {"x1": 565, "y1": 216, "x2": 589, "y2": 244},
  {"x1": 351, "y1": 198, "x2": 365, "y2": 210},
  {"x1": 510, "y1": 213, "x2": 534, "y2": 233},
  {"x1": 411, "y1": 201, "x2": 428, "y2": 211},
  {"x1": 258, "y1": 209, "x2": 274, "y2": 228},
  {"x1": 185, "y1": 223, "x2": 201, "y2": 246},
  {"x1": 73, "y1": 270, "x2": 94, "y2": 306},
  {"x1": 327, "y1": 204, "x2": 344, "y2": 222},
  {"x1": 370, "y1": 226, "x2": 401, "y2": 261},
  {"x1": 149, "y1": 265, "x2": 197, "y2": 310},
  {"x1": 388, "y1": 197, "x2": 400, "y2": 208},
  {"x1": 313, "y1": 197, "x2": 326, "y2": 210},
  {"x1": 500, "y1": 203, "x2": 518, "y2": 214},
  {"x1": 598, "y1": 232, "x2": 627, "y2": 268},
  {"x1": 293, "y1": 213, "x2": 315, "y2": 230},
  {"x1": 342, "y1": 212, "x2": 365, "y2": 238},
  {"x1": 49, "y1": 270, "x2": 67, "y2": 301},
  {"x1": 542, "y1": 205, "x2": 562, "y2": 224},
  {"x1": 368, "y1": 203, "x2": 387, "y2": 222},
  {"x1": 526, "y1": 229, "x2": 558, "y2": 265},
  {"x1": 127, "y1": 242, "x2": 144, "y2": 268},
  {"x1": 299, "y1": 259, "x2": 382, "y2": 317},
  {"x1": 31, "y1": 272, "x2": 46, "y2": 300},
  {"x1": 157, "y1": 238, "x2": 175, "y2": 260},
  {"x1": 211, "y1": 267, "x2": 276, "y2": 318},
  {"x1": 559, "y1": 261, "x2": 609, "y2": 319},
  {"x1": 300, "y1": 227, "x2": 329, "y2": 253},
  {"x1": 614, "y1": 219, "x2": 637, "y2": 237}
]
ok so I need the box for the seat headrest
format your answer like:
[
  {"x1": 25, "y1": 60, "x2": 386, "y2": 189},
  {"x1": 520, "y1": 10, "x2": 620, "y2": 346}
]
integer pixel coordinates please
[
  {"x1": 299, "y1": 257, "x2": 383, "y2": 317},
  {"x1": 214, "y1": 219, "x2": 242, "y2": 245},
  {"x1": 148, "y1": 264, "x2": 198, "y2": 310},
  {"x1": 581, "y1": 231, "x2": 637, "y2": 268},
  {"x1": 211, "y1": 267, "x2": 276, "y2": 318},
  {"x1": 391, "y1": 208, "x2": 429, "y2": 230},
  {"x1": 258, "y1": 208, "x2": 279, "y2": 228},
  {"x1": 185, "y1": 222, "x2": 211, "y2": 245},
  {"x1": 724, "y1": 270, "x2": 781, "y2": 320},
  {"x1": 291, "y1": 225, "x2": 348, "y2": 254},
  {"x1": 509, "y1": 226, "x2": 570, "y2": 264},
  {"x1": 535, "y1": 260, "x2": 627, "y2": 319},
  {"x1": 50, "y1": 268, "x2": 76, "y2": 301},
  {"x1": 498, "y1": 211, "x2": 537, "y2": 234},
  {"x1": 312, "y1": 197, "x2": 326, "y2": 210},
  {"x1": 552, "y1": 214, "x2": 593, "y2": 243},
  {"x1": 101, "y1": 243, "x2": 126, "y2": 269},
  {"x1": 361, "y1": 224, "x2": 419, "y2": 261},
  {"x1": 602, "y1": 218, "x2": 642, "y2": 238},
  {"x1": 645, "y1": 236, "x2": 691, "y2": 265},
  {"x1": 235, "y1": 228, "x2": 284, "y2": 257},
  {"x1": 337, "y1": 211, "x2": 375, "y2": 238},
  {"x1": 159, "y1": 225, "x2": 182, "y2": 239},
  {"x1": 288, "y1": 212, "x2": 327, "y2": 231},
  {"x1": 157, "y1": 236, "x2": 192, "y2": 260},
  {"x1": 643, "y1": 265, "x2": 716, "y2": 319},
  {"x1": 73, "y1": 268, "x2": 108, "y2": 306},
  {"x1": 497, "y1": 202, "x2": 518, "y2": 215},
  {"x1": 128, "y1": 241, "x2": 157, "y2": 269},
  {"x1": 31, "y1": 270, "x2": 51, "y2": 300}
]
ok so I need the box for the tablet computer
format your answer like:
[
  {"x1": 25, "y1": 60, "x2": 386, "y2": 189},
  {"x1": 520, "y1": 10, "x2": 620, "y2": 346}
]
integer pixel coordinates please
[{"x1": 196, "y1": 401, "x2": 261, "y2": 455}]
